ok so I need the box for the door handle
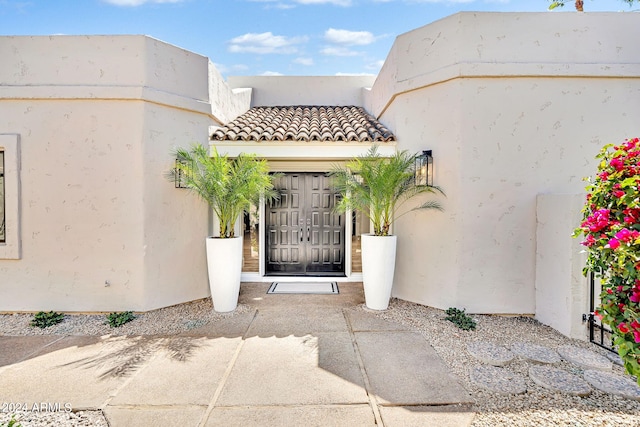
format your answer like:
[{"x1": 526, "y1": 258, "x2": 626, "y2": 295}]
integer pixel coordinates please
[
  {"x1": 307, "y1": 226, "x2": 310, "y2": 242},
  {"x1": 300, "y1": 228, "x2": 303, "y2": 242}
]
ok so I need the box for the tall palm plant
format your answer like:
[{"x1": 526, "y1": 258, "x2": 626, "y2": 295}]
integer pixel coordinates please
[
  {"x1": 167, "y1": 143, "x2": 277, "y2": 238},
  {"x1": 330, "y1": 146, "x2": 444, "y2": 236}
]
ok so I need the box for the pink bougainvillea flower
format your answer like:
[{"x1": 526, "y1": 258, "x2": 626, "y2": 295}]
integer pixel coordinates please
[
  {"x1": 579, "y1": 138, "x2": 640, "y2": 380},
  {"x1": 615, "y1": 228, "x2": 632, "y2": 242},
  {"x1": 582, "y1": 234, "x2": 596, "y2": 247},
  {"x1": 584, "y1": 209, "x2": 611, "y2": 233},
  {"x1": 610, "y1": 157, "x2": 625, "y2": 171},
  {"x1": 619, "y1": 322, "x2": 630, "y2": 334},
  {"x1": 623, "y1": 138, "x2": 640, "y2": 151},
  {"x1": 595, "y1": 310, "x2": 603, "y2": 320}
]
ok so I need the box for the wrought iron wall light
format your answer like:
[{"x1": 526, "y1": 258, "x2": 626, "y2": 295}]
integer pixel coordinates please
[
  {"x1": 415, "y1": 150, "x2": 433, "y2": 186},
  {"x1": 175, "y1": 158, "x2": 188, "y2": 189}
]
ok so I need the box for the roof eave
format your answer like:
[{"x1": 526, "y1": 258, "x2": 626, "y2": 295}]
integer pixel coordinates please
[{"x1": 209, "y1": 140, "x2": 397, "y2": 160}]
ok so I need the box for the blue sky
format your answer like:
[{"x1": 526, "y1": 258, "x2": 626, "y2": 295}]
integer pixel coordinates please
[{"x1": 0, "y1": 0, "x2": 637, "y2": 77}]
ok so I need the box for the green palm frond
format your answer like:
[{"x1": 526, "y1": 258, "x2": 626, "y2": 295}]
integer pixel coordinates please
[
  {"x1": 166, "y1": 144, "x2": 277, "y2": 238},
  {"x1": 330, "y1": 145, "x2": 445, "y2": 236}
]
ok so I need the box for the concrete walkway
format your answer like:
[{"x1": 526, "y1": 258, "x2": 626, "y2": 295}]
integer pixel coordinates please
[{"x1": 0, "y1": 283, "x2": 474, "y2": 426}]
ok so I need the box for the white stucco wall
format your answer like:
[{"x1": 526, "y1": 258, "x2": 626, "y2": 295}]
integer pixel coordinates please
[
  {"x1": 366, "y1": 12, "x2": 640, "y2": 318},
  {"x1": 228, "y1": 76, "x2": 376, "y2": 107},
  {"x1": 0, "y1": 35, "x2": 241, "y2": 311},
  {"x1": 535, "y1": 194, "x2": 588, "y2": 340}
]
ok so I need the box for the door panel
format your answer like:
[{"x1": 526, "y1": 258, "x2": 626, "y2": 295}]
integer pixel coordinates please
[{"x1": 266, "y1": 173, "x2": 345, "y2": 275}]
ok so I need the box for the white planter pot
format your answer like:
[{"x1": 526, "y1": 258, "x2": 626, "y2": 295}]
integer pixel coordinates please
[
  {"x1": 361, "y1": 234, "x2": 397, "y2": 310},
  {"x1": 205, "y1": 236, "x2": 243, "y2": 312}
]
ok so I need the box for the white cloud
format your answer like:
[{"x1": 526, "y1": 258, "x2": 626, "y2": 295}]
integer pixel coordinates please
[
  {"x1": 102, "y1": 0, "x2": 183, "y2": 6},
  {"x1": 293, "y1": 57, "x2": 314, "y2": 66},
  {"x1": 320, "y1": 46, "x2": 359, "y2": 57},
  {"x1": 261, "y1": 71, "x2": 284, "y2": 76},
  {"x1": 324, "y1": 28, "x2": 377, "y2": 46},
  {"x1": 228, "y1": 32, "x2": 308, "y2": 54}
]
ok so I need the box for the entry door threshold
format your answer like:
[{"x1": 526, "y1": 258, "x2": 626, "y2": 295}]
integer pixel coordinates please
[{"x1": 240, "y1": 272, "x2": 361, "y2": 282}]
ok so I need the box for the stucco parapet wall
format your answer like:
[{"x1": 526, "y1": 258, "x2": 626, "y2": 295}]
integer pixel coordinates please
[
  {"x1": 208, "y1": 61, "x2": 252, "y2": 123},
  {"x1": 0, "y1": 35, "x2": 249, "y2": 122},
  {"x1": 0, "y1": 85, "x2": 213, "y2": 116},
  {"x1": 366, "y1": 12, "x2": 640, "y2": 117},
  {"x1": 228, "y1": 75, "x2": 376, "y2": 107},
  {"x1": 0, "y1": 86, "x2": 212, "y2": 115}
]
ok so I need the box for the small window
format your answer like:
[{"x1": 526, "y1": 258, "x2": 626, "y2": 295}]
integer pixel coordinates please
[
  {"x1": 0, "y1": 150, "x2": 5, "y2": 243},
  {"x1": 0, "y1": 134, "x2": 21, "y2": 259}
]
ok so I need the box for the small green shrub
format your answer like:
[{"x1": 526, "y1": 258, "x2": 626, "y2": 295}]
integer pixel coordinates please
[
  {"x1": 30, "y1": 311, "x2": 65, "y2": 328},
  {"x1": 106, "y1": 311, "x2": 136, "y2": 328},
  {"x1": 1, "y1": 414, "x2": 22, "y2": 427},
  {"x1": 445, "y1": 307, "x2": 477, "y2": 331}
]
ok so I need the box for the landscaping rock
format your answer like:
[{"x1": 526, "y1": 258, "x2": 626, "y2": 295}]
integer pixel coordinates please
[
  {"x1": 557, "y1": 345, "x2": 612, "y2": 371},
  {"x1": 529, "y1": 365, "x2": 591, "y2": 396},
  {"x1": 584, "y1": 370, "x2": 640, "y2": 401},
  {"x1": 605, "y1": 351, "x2": 624, "y2": 367},
  {"x1": 510, "y1": 342, "x2": 560, "y2": 364},
  {"x1": 466, "y1": 341, "x2": 514, "y2": 366}
]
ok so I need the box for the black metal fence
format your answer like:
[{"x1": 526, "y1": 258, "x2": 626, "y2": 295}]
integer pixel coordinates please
[{"x1": 587, "y1": 271, "x2": 617, "y2": 354}]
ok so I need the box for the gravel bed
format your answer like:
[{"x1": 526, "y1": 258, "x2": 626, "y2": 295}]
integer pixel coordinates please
[
  {"x1": 2, "y1": 297, "x2": 640, "y2": 426},
  {"x1": 0, "y1": 411, "x2": 108, "y2": 427},
  {"x1": 377, "y1": 298, "x2": 640, "y2": 427},
  {"x1": 0, "y1": 298, "x2": 252, "y2": 336}
]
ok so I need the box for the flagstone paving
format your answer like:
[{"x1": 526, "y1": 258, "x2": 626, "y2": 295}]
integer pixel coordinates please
[
  {"x1": 510, "y1": 341, "x2": 561, "y2": 364},
  {"x1": 584, "y1": 369, "x2": 640, "y2": 401},
  {"x1": 466, "y1": 341, "x2": 515, "y2": 366},
  {"x1": 529, "y1": 365, "x2": 592, "y2": 396},
  {"x1": 557, "y1": 345, "x2": 613, "y2": 371},
  {"x1": 466, "y1": 340, "x2": 639, "y2": 400},
  {"x1": 605, "y1": 351, "x2": 625, "y2": 367}
]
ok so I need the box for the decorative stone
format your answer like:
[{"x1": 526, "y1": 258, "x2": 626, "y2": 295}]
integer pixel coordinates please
[
  {"x1": 466, "y1": 341, "x2": 515, "y2": 366},
  {"x1": 584, "y1": 370, "x2": 640, "y2": 401},
  {"x1": 605, "y1": 351, "x2": 624, "y2": 367},
  {"x1": 510, "y1": 342, "x2": 561, "y2": 364},
  {"x1": 557, "y1": 345, "x2": 612, "y2": 371},
  {"x1": 470, "y1": 365, "x2": 527, "y2": 395},
  {"x1": 529, "y1": 365, "x2": 591, "y2": 396}
]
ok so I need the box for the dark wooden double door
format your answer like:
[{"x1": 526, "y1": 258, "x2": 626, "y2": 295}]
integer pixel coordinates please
[{"x1": 266, "y1": 173, "x2": 345, "y2": 275}]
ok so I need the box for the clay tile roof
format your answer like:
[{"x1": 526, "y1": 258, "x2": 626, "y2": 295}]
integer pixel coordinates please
[{"x1": 211, "y1": 106, "x2": 396, "y2": 143}]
